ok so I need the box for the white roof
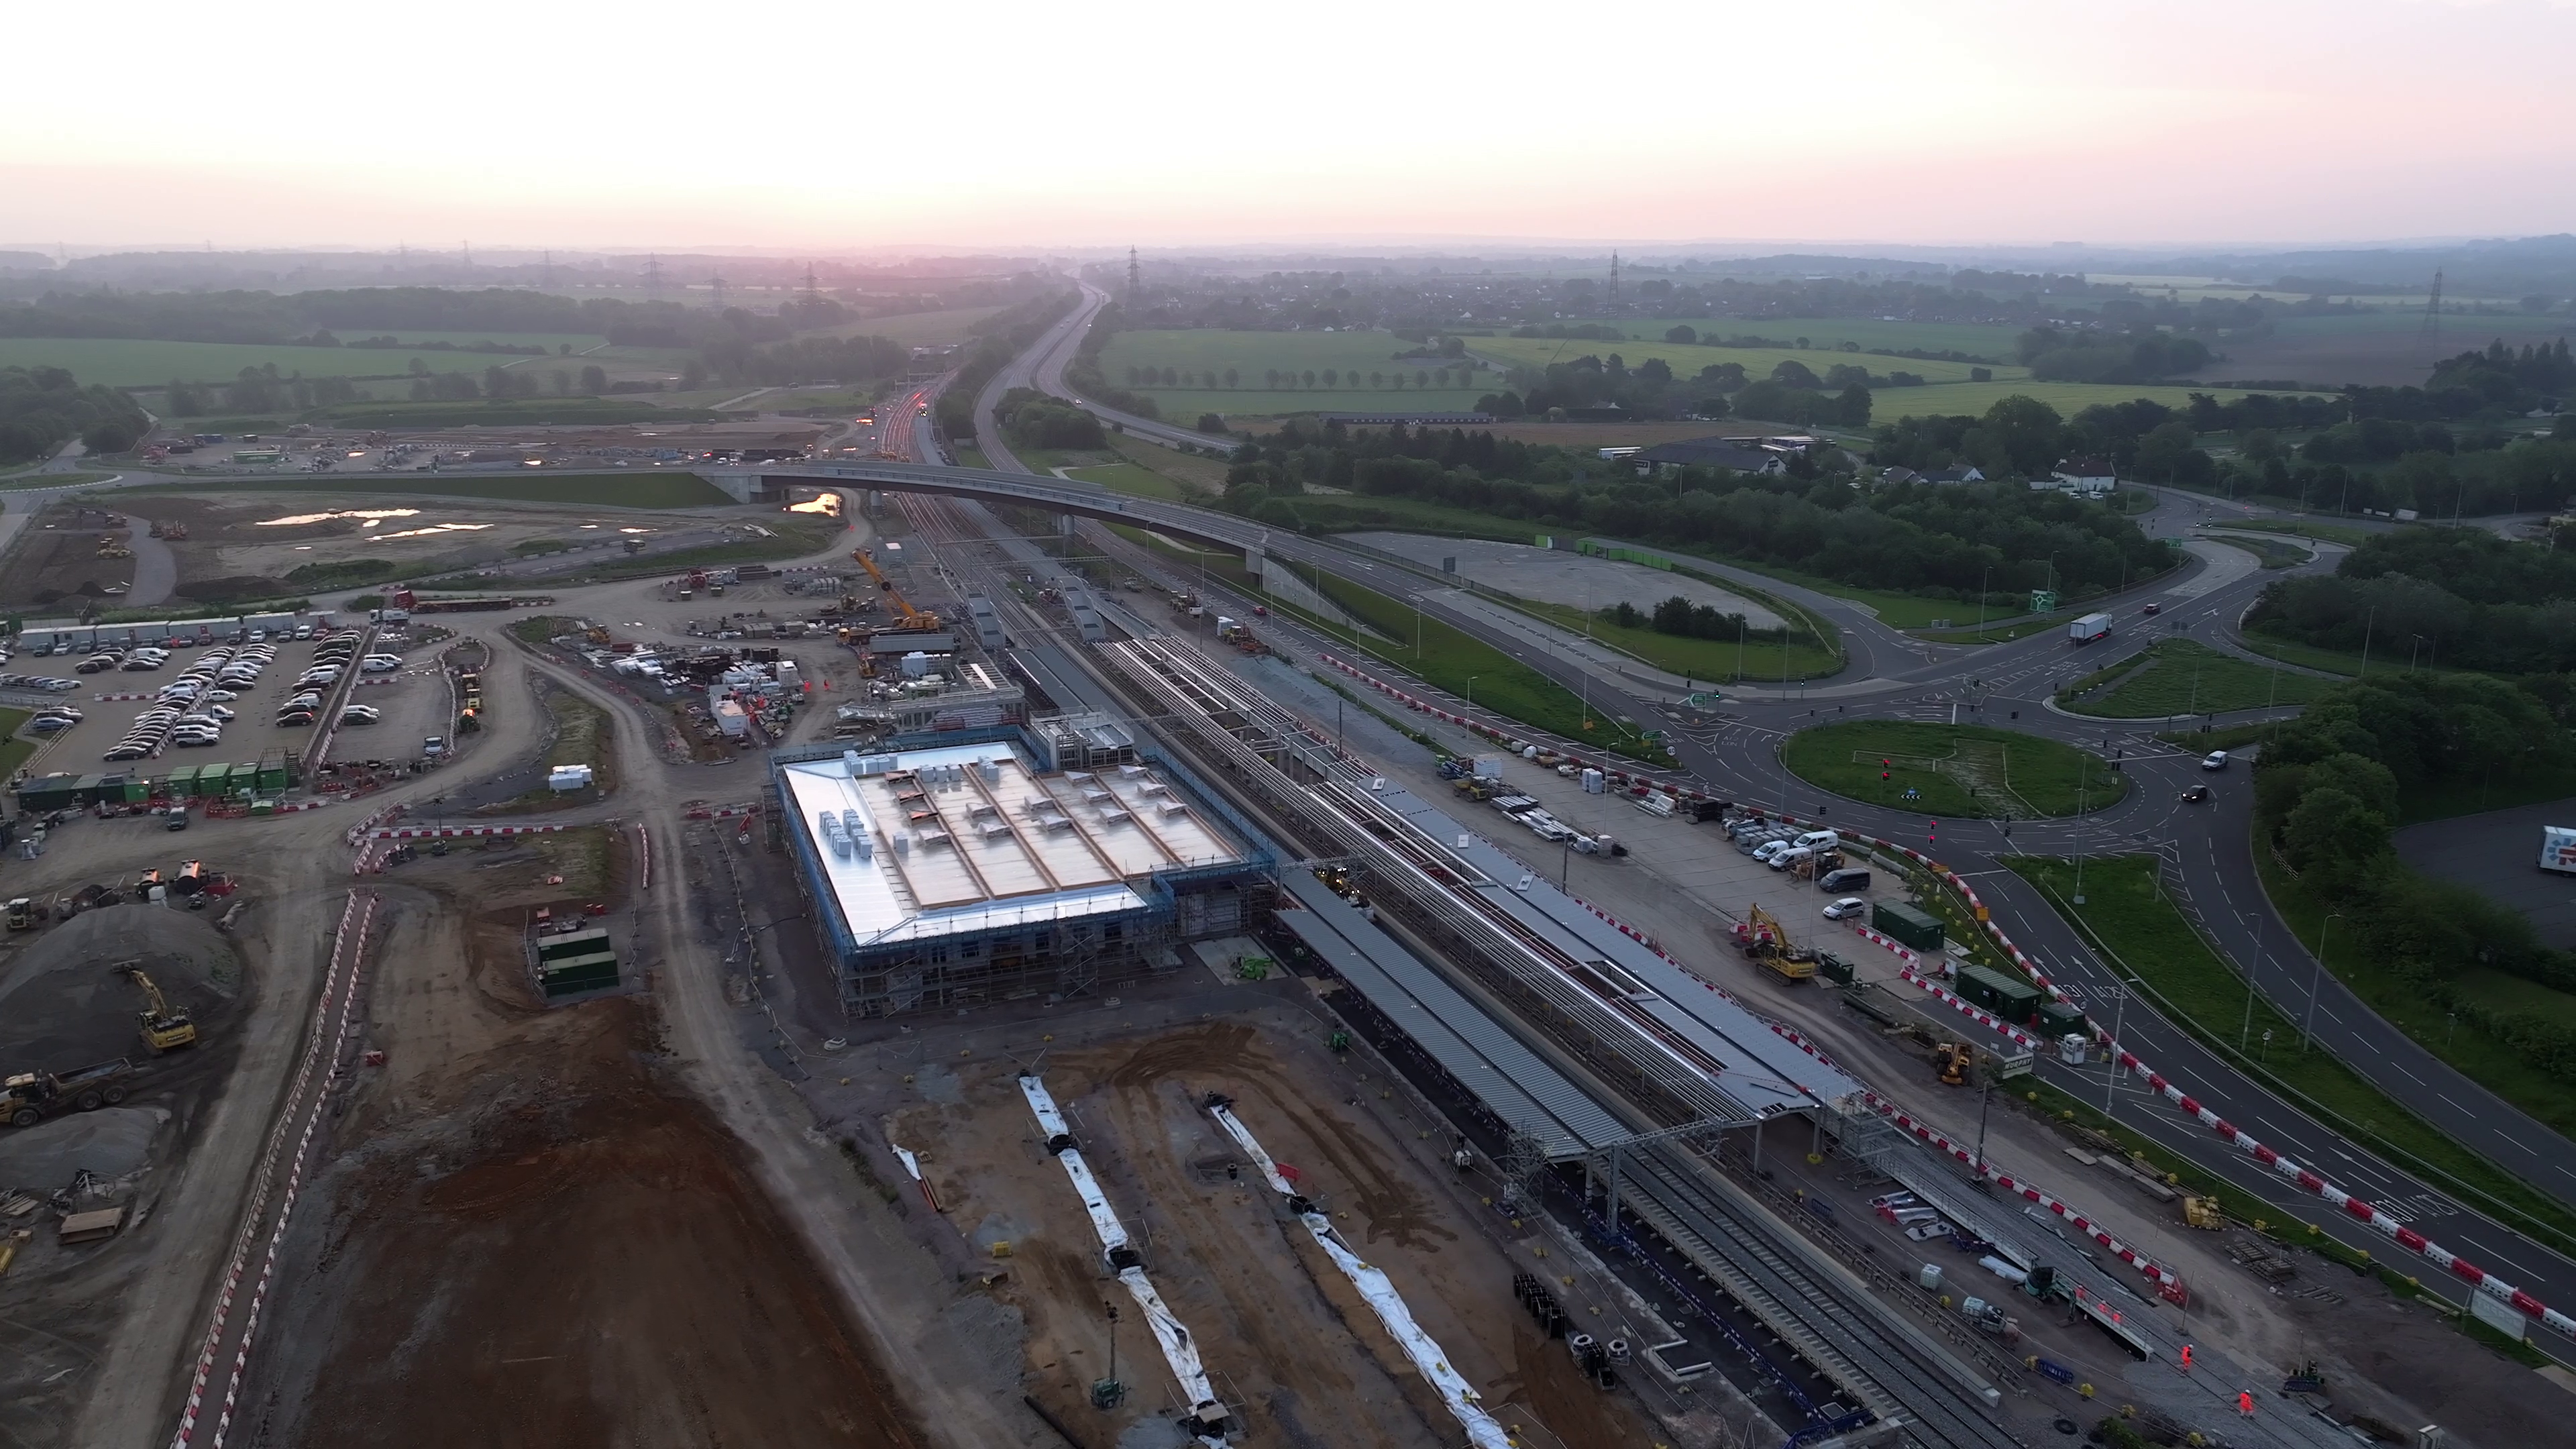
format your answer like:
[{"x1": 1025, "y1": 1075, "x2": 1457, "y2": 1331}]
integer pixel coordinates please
[{"x1": 782, "y1": 743, "x2": 1245, "y2": 949}]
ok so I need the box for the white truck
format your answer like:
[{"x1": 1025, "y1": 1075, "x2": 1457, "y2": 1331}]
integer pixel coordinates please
[
  {"x1": 2540, "y1": 826, "x2": 2576, "y2": 875},
  {"x1": 2068, "y1": 612, "x2": 2113, "y2": 645}
]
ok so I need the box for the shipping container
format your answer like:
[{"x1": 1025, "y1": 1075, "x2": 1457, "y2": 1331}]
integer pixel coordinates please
[
  {"x1": 164, "y1": 765, "x2": 201, "y2": 797},
  {"x1": 1955, "y1": 964, "x2": 2044, "y2": 1026},
  {"x1": 2036, "y1": 998, "x2": 2087, "y2": 1037},
  {"x1": 1870, "y1": 901, "x2": 1945, "y2": 953}
]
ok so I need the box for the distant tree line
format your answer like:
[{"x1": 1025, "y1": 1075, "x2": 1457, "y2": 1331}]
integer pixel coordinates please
[
  {"x1": 2247, "y1": 525, "x2": 2576, "y2": 674},
  {"x1": 1600, "y1": 595, "x2": 1780, "y2": 643}
]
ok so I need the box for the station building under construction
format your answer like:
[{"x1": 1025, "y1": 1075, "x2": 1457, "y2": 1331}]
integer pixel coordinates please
[{"x1": 771, "y1": 724, "x2": 1271, "y2": 1017}]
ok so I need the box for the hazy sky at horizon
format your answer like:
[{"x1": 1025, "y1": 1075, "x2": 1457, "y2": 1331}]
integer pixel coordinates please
[{"x1": 9, "y1": 0, "x2": 2575, "y2": 252}]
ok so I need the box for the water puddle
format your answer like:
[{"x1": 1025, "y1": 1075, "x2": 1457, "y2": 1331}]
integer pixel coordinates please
[
  {"x1": 370, "y1": 523, "x2": 496, "y2": 541},
  {"x1": 256, "y1": 507, "x2": 422, "y2": 527},
  {"x1": 786, "y1": 491, "x2": 843, "y2": 517}
]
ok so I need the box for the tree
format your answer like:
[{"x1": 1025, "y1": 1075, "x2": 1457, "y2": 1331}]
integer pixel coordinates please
[
  {"x1": 1161, "y1": 367, "x2": 1179, "y2": 386},
  {"x1": 2282, "y1": 786, "x2": 2391, "y2": 878},
  {"x1": 82, "y1": 418, "x2": 142, "y2": 453},
  {"x1": 1415, "y1": 369, "x2": 1430, "y2": 389},
  {"x1": 551, "y1": 368, "x2": 572, "y2": 395},
  {"x1": 1370, "y1": 371, "x2": 1384, "y2": 388},
  {"x1": 1197, "y1": 412, "x2": 1227, "y2": 433},
  {"x1": 1223, "y1": 368, "x2": 1238, "y2": 388},
  {"x1": 1835, "y1": 384, "x2": 1872, "y2": 427},
  {"x1": 1665, "y1": 325, "x2": 1698, "y2": 344},
  {"x1": 680, "y1": 361, "x2": 708, "y2": 391},
  {"x1": 579, "y1": 364, "x2": 608, "y2": 394},
  {"x1": 1977, "y1": 395, "x2": 2065, "y2": 476},
  {"x1": 1770, "y1": 359, "x2": 1822, "y2": 388},
  {"x1": 1265, "y1": 370, "x2": 1281, "y2": 388},
  {"x1": 1322, "y1": 369, "x2": 1338, "y2": 387}
]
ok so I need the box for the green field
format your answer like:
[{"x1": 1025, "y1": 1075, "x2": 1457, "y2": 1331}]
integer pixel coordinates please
[
  {"x1": 1783, "y1": 720, "x2": 2126, "y2": 817},
  {"x1": 0, "y1": 337, "x2": 603, "y2": 388},
  {"x1": 1536, "y1": 317, "x2": 2027, "y2": 360},
  {"x1": 1067, "y1": 462, "x2": 1195, "y2": 502},
  {"x1": 2013, "y1": 853, "x2": 2576, "y2": 1254},
  {"x1": 1470, "y1": 333, "x2": 1996, "y2": 385},
  {"x1": 1297, "y1": 569, "x2": 1666, "y2": 761},
  {"x1": 2062, "y1": 638, "x2": 2332, "y2": 718},
  {"x1": 1542, "y1": 602, "x2": 1837, "y2": 682},
  {"x1": 131, "y1": 471, "x2": 733, "y2": 508},
  {"x1": 810, "y1": 305, "x2": 1005, "y2": 347},
  {"x1": 1097, "y1": 329, "x2": 1501, "y2": 419}
]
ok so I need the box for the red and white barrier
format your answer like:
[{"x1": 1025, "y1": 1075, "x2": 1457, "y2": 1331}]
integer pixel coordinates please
[
  {"x1": 367, "y1": 824, "x2": 569, "y2": 840},
  {"x1": 1316, "y1": 643, "x2": 2576, "y2": 1336},
  {"x1": 684, "y1": 803, "x2": 763, "y2": 820}
]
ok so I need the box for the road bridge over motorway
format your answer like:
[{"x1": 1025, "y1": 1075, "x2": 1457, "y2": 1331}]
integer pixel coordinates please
[{"x1": 705, "y1": 459, "x2": 1269, "y2": 553}]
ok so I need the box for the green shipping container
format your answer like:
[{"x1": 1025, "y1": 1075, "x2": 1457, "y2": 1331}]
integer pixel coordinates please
[
  {"x1": 1870, "y1": 901, "x2": 1945, "y2": 953},
  {"x1": 1956, "y1": 964, "x2": 2043, "y2": 1025},
  {"x1": 537, "y1": 929, "x2": 611, "y2": 963},
  {"x1": 120, "y1": 776, "x2": 150, "y2": 803},
  {"x1": 256, "y1": 765, "x2": 288, "y2": 793},
  {"x1": 229, "y1": 763, "x2": 260, "y2": 793},
  {"x1": 2036, "y1": 999, "x2": 2086, "y2": 1037},
  {"x1": 164, "y1": 765, "x2": 201, "y2": 797}
]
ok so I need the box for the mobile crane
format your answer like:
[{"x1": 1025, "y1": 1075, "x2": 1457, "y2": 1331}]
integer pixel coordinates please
[
  {"x1": 116, "y1": 962, "x2": 197, "y2": 1053},
  {"x1": 849, "y1": 548, "x2": 943, "y2": 631}
]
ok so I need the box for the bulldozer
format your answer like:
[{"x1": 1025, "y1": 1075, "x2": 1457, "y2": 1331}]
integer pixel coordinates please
[
  {"x1": 116, "y1": 962, "x2": 197, "y2": 1053},
  {"x1": 1733, "y1": 904, "x2": 1817, "y2": 983},
  {"x1": 1932, "y1": 1040, "x2": 1972, "y2": 1086},
  {"x1": 5, "y1": 898, "x2": 32, "y2": 932}
]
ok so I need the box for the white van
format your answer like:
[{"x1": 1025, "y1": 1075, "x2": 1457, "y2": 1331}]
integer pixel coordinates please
[{"x1": 1794, "y1": 829, "x2": 1841, "y2": 851}]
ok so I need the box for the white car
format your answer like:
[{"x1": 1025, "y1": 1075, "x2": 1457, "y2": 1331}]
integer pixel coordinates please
[
  {"x1": 200, "y1": 704, "x2": 235, "y2": 721},
  {"x1": 339, "y1": 706, "x2": 380, "y2": 725},
  {"x1": 1822, "y1": 896, "x2": 1868, "y2": 920},
  {"x1": 360, "y1": 656, "x2": 402, "y2": 672},
  {"x1": 1750, "y1": 839, "x2": 1794, "y2": 864},
  {"x1": 203, "y1": 689, "x2": 239, "y2": 702},
  {"x1": 2202, "y1": 751, "x2": 2230, "y2": 771}
]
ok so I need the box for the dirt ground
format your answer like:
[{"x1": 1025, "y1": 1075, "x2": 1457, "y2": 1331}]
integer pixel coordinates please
[
  {"x1": 75, "y1": 494, "x2": 714, "y2": 607},
  {"x1": 892, "y1": 1017, "x2": 1662, "y2": 1449},
  {"x1": 235, "y1": 852, "x2": 926, "y2": 1449},
  {"x1": 1, "y1": 502, "x2": 146, "y2": 606}
]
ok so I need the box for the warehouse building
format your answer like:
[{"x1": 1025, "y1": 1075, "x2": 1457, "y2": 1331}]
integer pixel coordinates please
[{"x1": 772, "y1": 729, "x2": 1270, "y2": 1017}]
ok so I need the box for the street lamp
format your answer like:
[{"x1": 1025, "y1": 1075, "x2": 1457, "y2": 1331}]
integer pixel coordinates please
[
  {"x1": 2302, "y1": 912, "x2": 2343, "y2": 1051},
  {"x1": 1465, "y1": 675, "x2": 1477, "y2": 715},
  {"x1": 2100, "y1": 984, "x2": 2131, "y2": 1115},
  {"x1": 1975, "y1": 564, "x2": 1992, "y2": 635}
]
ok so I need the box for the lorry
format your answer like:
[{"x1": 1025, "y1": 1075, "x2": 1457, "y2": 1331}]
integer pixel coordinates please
[
  {"x1": 2068, "y1": 612, "x2": 2112, "y2": 645},
  {"x1": 3, "y1": 1059, "x2": 138, "y2": 1127},
  {"x1": 2542, "y1": 826, "x2": 2576, "y2": 875}
]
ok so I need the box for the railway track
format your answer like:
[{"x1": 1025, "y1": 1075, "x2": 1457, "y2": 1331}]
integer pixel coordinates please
[{"x1": 884, "y1": 501, "x2": 2017, "y2": 1446}]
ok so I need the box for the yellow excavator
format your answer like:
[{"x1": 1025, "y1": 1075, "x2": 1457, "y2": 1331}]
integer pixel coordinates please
[
  {"x1": 1734, "y1": 904, "x2": 1818, "y2": 983},
  {"x1": 849, "y1": 548, "x2": 942, "y2": 631},
  {"x1": 117, "y1": 962, "x2": 197, "y2": 1053}
]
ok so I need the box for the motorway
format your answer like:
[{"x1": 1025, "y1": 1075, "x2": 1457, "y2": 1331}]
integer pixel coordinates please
[{"x1": 890, "y1": 309, "x2": 2576, "y2": 1358}]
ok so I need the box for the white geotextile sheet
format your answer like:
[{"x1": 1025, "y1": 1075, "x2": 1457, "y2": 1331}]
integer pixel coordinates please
[
  {"x1": 1208, "y1": 1105, "x2": 1512, "y2": 1449},
  {"x1": 1020, "y1": 1075, "x2": 1227, "y2": 1438}
]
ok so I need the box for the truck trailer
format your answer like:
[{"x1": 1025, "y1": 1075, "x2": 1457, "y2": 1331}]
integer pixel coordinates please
[
  {"x1": 2542, "y1": 826, "x2": 2576, "y2": 875},
  {"x1": 2068, "y1": 612, "x2": 2112, "y2": 645}
]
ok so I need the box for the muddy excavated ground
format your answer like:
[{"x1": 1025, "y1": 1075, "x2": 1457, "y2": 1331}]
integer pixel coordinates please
[
  {"x1": 236, "y1": 849, "x2": 924, "y2": 1449},
  {"x1": 892, "y1": 1015, "x2": 1662, "y2": 1449}
]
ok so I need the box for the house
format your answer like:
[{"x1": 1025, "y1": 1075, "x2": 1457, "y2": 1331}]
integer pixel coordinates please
[
  {"x1": 2047, "y1": 456, "x2": 2117, "y2": 496},
  {"x1": 1635, "y1": 437, "x2": 1790, "y2": 476},
  {"x1": 1877, "y1": 466, "x2": 1921, "y2": 486},
  {"x1": 1918, "y1": 465, "x2": 1984, "y2": 484}
]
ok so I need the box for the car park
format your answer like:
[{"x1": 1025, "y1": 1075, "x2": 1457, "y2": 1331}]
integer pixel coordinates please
[{"x1": 1822, "y1": 896, "x2": 1868, "y2": 920}]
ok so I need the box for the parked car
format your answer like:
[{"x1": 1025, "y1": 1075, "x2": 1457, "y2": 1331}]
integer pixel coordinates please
[
  {"x1": 1817, "y1": 867, "x2": 1872, "y2": 892},
  {"x1": 1822, "y1": 896, "x2": 1868, "y2": 920},
  {"x1": 339, "y1": 705, "x2": 380, "y2": 725}
]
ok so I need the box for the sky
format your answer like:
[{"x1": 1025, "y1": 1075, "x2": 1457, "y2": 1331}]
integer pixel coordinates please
[{"x1": 9, "y1": 0, "x2": 2576, "y2": 253}]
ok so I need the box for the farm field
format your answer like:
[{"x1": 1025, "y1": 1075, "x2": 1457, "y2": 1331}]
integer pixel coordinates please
[
  {"x1": 2180, "y1": 309, "x2": 2576, "y2": 388},
  {"x1": 1095, "y1": 329, "x2": 1499, "y2": 419},
  {"x1": 1470, "y1": 332, "x2": 1996, "y2": 384},
  {"x1": 1468, "y1": 335, "x2": 2318, "y2": 422},
  {"x1": 809, "y1": 305, "x2": 1004, "y2": 346},
  {"x1": 0, "y1": 337, "x2": 592, "y2": 388},
  {"x1": 1538, "y1": 317, "x2": 2026, "y2": 359}
]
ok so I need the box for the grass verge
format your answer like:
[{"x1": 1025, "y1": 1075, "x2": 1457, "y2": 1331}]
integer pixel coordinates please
[
  {"x1": 1508, "y1": 596, "x2": 1841, "y2": 684},
  {"x1": 1783, "y1": 720, "x2": 2128, "y2": 818},
  {"x1": 2063, "y1": 639, "x2": 2334, "y2": 719},
  {"x1": 2204, "y1": 518, "x2": 2376, "y2": 547},
  {"x1": 2250, "y1": 841, "x2": 2576, "y2": 1146},
  {"x1": 2005, "y1": 853, "x2": 2576, "y2": 1258},
  {"x1": 1299, "y1": 569, "x2": 1669, "y2": 762},
  {"x1": 2198, "y1": 533, "x2": 2311, "y2": 569}
]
